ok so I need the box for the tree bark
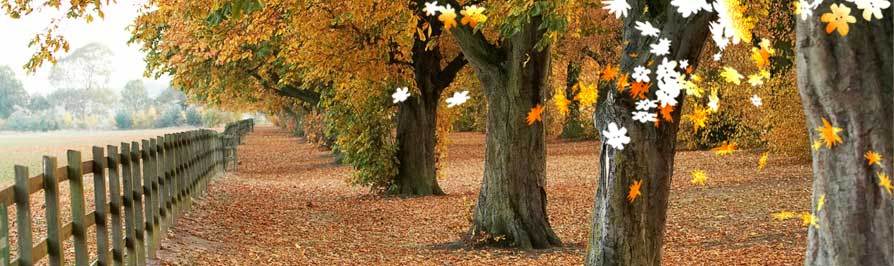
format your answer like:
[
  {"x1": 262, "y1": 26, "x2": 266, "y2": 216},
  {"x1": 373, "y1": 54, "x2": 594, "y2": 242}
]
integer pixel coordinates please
[
  {"x1": 392, "y1": 4, "x2": 467, "y2": 196},
  {"x1": 561, "y1": 62, "x2": 585, "y2": 139},
  {"x1": 797, "y1": 4, "x2": 893, "y2": 265},
  {"x1": 394, "y1": 76, "x2": 444, "y2": 195},
  {"x1": 585, "y1": 1, "x2": 712, "y2": 264},
  {"x1": 452, "y1": 15, "x2": 561, "y2": 249}
]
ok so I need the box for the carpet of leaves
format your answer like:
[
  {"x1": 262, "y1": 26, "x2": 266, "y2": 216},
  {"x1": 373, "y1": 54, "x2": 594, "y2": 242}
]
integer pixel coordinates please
[{"x1": 154, "y1": 126, "x2": 811, "y2": 265}]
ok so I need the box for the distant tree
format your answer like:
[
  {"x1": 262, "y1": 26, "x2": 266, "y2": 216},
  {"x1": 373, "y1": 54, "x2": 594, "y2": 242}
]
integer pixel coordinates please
[
  {"x1": 114, "y1": 110, "x2": 133, "y2": 129},
  {"x1": 26, "y1": 94, "x2": 51, "y2": 112},
  {"x1": 155, "y1": 104, "x2": 184, "y2": 128},
  {"x1": 185, "y1": 107, "x2": 203, "y2": 126},
  {"x1": 49, "y1": 43, "x2": 113, "y2": 91},
  {"x1": 0, "y1": 66, "x2": 28, "y2": 118},
  {"x1": 155, "y1": 88, "x2": 187, "y2": 107},
  {"x1": 121, "y1": 80, "x2": 151, "y2": 112},
  {"x1": 4, "y1": 109, "x2": 60, "y2": 132},
  {"x1": 47, "y1": 87, "x2": 116, "y2": 117}
]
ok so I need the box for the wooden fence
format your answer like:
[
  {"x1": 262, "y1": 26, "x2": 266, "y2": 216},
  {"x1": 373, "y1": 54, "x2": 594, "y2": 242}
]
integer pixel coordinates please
[{"x1": 0, "y1": 119, "x2": 254, "y2": 266}]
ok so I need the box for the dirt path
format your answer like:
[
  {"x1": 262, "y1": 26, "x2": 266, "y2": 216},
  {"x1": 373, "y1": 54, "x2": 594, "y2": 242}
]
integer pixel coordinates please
[{"x1": 155, "y1": 126, "x2": 811, "y2": 265}]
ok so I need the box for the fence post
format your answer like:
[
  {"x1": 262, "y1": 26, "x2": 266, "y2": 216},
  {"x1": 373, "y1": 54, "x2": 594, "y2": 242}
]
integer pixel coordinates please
[
  {"x1": 107, "y1": 145, "x2": 125, "y2": 265},
  {"x1": 43, "y1": 156, "x2": 64, "y2": 266},
  {"x1": 164, "y1": 134, "x2": 174, "y2": 230},
  {"x1": 120, "y1": 143, "x2": 137, "y2": 265},
  {"x1": 183, "y1": 133, "x2": 189, "y2": 208},
  {"x1": 157, "y1": 135, "x2": 168, "y2": 235},
  {"x1": 188, "y1": 132, "x2": 196, "y2": 207},
  {"x1": 233, "y1": 136, "x2": 238, "y2": 172},
  {"x1": 220, "y1": 133, "x2": 225, "y2": 174},
  {"x1": 179, "y1": 133, "x2": 187, "y2": 213},
  {"x1": 13, "y1": 166, "x2": 33, "y2": 265},
  {"x1": 0, "y1": 201, "x2": 9, "y2": 266},
  {"x1": 180, "y1": 133, "x2": 187, "y2": 213},
  {"x1": 93, "y1": 147, "x2": 111, "y2": 266},
  {"x1": 149, "y1": 138, "x2": 160, "y2": 257},
  {"x1": 170, "y1": 134, "x2": 179, "y2": 221},
  {"x1": 168, "y1": 134, "x2": 177, "y2": 224},
  {"x1": 201, "y1": 131, "x2": 209, "y2": 195},
  {"x1": 142, "y1": 139, "x2": 156, "y2": 260},
  {"x1": 130, "y1": 142, "x2": 146, "y2": 265},
  {"x1": 68, "y1": 150, "x2": 90, "y2": 265}
]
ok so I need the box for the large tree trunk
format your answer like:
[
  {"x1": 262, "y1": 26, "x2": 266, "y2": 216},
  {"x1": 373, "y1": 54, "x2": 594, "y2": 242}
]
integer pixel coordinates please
[
  {"x1": 392, "y1": 4, "x2": 466, "y2": 196},
  {"x1": 797, "y1": 4, "x2": 893, "y2": 265},
  {"x1": 453, "y1": 15, "x2": 561, "y2": 249},
  {"x1": 395, "y1": 85, "x2": 444, "y2": 195},
  {"x1": 560, "y1": 62, "x2": 585, "y2": 140},
  {"x1": 585, "y1": 2, "x2": 712, "y2": 264}
]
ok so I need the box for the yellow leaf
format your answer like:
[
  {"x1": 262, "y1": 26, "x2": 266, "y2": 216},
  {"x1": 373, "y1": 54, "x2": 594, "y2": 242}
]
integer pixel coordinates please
[
  {"x1": 772, "y1": 211, "x2": 798, "y2": 221},
  {"x1": 526, "y1": 104, "x2": 543, "y2": 126},
  {"x1": 683, "y1": 79, "x2": 702, "y2": 98},
  {"x1": 685, "y1": 107, "x2": 709, "y2": 131},
  {"x1": 439, "y1": 6, "x2": 458, "y2": 30},
  {"x1": 712, "y1": 142, "x2": 737, "y2": 156},
  {"x1": 601, "y1": 65, "x2": 619, "y2": 81},
  {"x1": 815, "y1": 118, "x2": 843, "y2": 148},
  {"x1": 812, "y1": 139, "x2": 823, "y2": 151},
  {"x1": 627, "y1": 179, "x2": 643, "y2": 203},
  {"x1": 459, "y1": 5, "x2": 487, "y2": 28},
  {"x1": 720, "y1": 67, "x2": 744, "y2": 85},
  {"x1": 878, "y1": 172, "x2": 893, "y2": 195},
  {"x1": 801, "y1": 212, "x2": 819, "y2": 228},
  {"x1": 759, "y1": 38, "x2": 776, "y2": 55},
  {"x1": 758, "y1": 152, "x2": 769, "y2": 170},
  {"x1": 821, "y1": 4, "x2": 856, "y2": 36},
  {"x1": 751, "y1": 48, "x2": 770, "y2": 69},
  {"x1": 690, "y1": 170, "x2": 708, "y2": 186},
  {"x1": 616, "y1": 74, "x2": 629, "y2": 92},
  {"x1": 659, "y1": 105, "x2": 674, "y2": 122},
  {"x1": 553, "y1": 92, "x2": 570, "y2": 116},
  {"x1": 629, "y1": 82, "x2": 649, "y2": 100},
  {"x1": 865, "y1": 150, "x2": 883, "y2": 167},
  {"x1": 747, "y1": 74, "x2": 764, "y2": 87},
  {"x1": 817, "y1": 194, "x2": 825, "y2": 211},
  {"x1": 574, "y1": 82, "x2": 598, "y2": 107}
]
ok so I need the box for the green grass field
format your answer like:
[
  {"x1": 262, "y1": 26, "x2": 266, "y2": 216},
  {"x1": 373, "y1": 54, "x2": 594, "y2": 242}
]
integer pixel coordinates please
[{"x1": 0, "y1": 127, "x2": 204, "y2": 186}]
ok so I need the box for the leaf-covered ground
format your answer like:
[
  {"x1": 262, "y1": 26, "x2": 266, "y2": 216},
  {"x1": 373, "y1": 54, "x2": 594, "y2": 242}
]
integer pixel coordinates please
[{"x1": 155, "y1": 126, "x2": 811, "y2": 265}]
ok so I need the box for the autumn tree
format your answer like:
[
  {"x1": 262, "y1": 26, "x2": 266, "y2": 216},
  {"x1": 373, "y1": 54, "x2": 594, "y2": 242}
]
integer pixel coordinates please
[
  {"x1": 551, "y1": 6, "x2": 621, "y2": 140},
  {"x1": 131, "y1": 0, "x2": 320, "y2": 109},
  {"x1": 393, "y1": 1, "x2": 467, "y2": 196},
  {"x1": 795, "y1": 2, "x2": 893, "y2": 264},
  {"x1": 423, "y1": 0, "x2": 580, "y2": 248},
  {"x1": 291, "y1": 0, "x2": 472, "y2": 195},
  {"x1": 584, "y1": 1, "x2": 714, "y2": 264},
  {"x1": 133, "y1": 0, "x2": 470, "y2": 195}
]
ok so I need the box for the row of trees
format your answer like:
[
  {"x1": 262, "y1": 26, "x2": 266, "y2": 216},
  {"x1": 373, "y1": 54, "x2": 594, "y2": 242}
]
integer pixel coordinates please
[
  {"x1": 127, "y1": 0, "x2": 892, "y2": 263},
  {"x1": 3, "y1": 0, "x2": 889, "y2": 264},
  {"x1": 0, "y1": 43, "x2": 240, "y2": 131}
]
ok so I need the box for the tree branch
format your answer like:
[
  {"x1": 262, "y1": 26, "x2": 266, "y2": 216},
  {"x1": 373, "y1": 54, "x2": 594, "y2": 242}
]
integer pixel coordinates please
[
  {"x1": 449, "y1": 25, "x2": 504, "y2": 73},
  {"x1": 435, "y1": 54, "x2": 467, "y2": 92},
  {"x1": 247, "y1": 70, "x2": 320, "y2": 105}
]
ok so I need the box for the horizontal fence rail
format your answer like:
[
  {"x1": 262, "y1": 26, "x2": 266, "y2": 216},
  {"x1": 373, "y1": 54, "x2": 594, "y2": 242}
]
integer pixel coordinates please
[{"x1": 0, "y1": 119, "x2": 254, "y2": 266}]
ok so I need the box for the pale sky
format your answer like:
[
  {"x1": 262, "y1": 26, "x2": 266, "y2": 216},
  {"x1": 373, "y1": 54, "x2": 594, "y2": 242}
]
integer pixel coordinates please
[{"x1": 0, "y1": 1, "x2": 170, "y2": 96}]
